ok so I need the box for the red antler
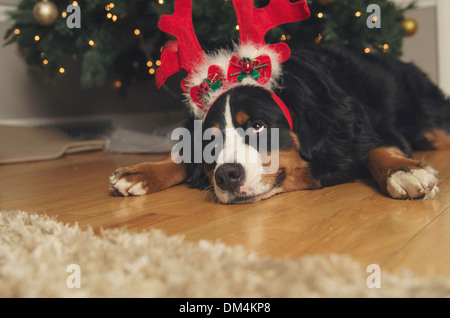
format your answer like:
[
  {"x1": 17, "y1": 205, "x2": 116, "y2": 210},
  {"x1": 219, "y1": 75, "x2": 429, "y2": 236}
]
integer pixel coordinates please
[
  {"x1": 156, "y1": 0, "x2": 206, "y2": 89},
  {"x1": 231, "y1": 0, "x2": 310, "y2": 62}
]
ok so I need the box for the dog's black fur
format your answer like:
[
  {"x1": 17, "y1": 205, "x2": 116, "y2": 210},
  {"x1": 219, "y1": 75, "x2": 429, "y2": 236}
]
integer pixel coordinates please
[{"x1": 187, "y1": 44, "x2": 450, "y2": 190}]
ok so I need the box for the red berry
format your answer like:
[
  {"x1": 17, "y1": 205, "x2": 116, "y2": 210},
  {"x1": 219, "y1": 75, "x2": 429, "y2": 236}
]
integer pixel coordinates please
[
  {"x1": 199, "y1": 82, "x2": 210, "y2": 93},
  {"x1": 242, "y1": 62, "x2": 253, "y2": 74}
]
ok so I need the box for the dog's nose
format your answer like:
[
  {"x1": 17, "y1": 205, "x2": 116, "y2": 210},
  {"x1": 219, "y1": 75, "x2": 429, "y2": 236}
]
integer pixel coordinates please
[{"x1": 215, "y1": 163, "x2": 245, "y2": 192}]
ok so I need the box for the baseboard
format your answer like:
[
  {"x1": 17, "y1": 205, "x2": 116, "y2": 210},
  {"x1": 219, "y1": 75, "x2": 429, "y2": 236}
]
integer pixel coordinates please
[{"x1": 0, "y1": 111, "x2": 186, "y2": 139}]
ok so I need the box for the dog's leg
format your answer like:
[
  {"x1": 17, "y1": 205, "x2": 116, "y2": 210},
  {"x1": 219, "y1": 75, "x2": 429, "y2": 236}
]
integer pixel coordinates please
[
  {"x1": 367, "y1": 146, "x2": 439, "y2": 200},
  {"x1": 109, "y1": 156, "x2": 186, "y2": 196}
]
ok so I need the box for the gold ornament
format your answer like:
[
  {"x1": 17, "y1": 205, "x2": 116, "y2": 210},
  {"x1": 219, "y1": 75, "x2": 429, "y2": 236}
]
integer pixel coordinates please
[
  {"x1": 318, "y1": 0, "x2": 336, "y2": 6},
  {"x1": 33, "y1": 0, "x2": 59, "y2": 26},
  {"x1": 401, "y1": 18, "x2": 419, "y2": 37}
]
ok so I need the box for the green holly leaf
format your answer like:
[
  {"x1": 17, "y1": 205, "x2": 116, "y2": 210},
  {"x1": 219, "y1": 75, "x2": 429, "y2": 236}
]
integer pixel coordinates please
[
  {"x1": 210, "y1": 80, "x2": 223, "y2": 91},
  {"x1": 199, "y1": 93, "x2": 210, "y2": 103},
  {"x1": 251, "y1": 70, "x2": 260, "y2": 80},
  {"x1": 237, "y1": 74, "x2": 247, "y2": 82}
]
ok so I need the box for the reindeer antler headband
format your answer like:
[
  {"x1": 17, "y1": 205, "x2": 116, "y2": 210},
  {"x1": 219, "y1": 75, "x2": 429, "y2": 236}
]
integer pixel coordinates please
[{"x1": 155, "y1": 0, "x2": 311, "y2": 130}]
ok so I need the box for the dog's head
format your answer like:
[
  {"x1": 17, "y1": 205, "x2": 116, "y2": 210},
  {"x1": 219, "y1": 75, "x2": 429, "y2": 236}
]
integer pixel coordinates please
[
  {"x1": 200, "y1": 85, "x2": 317, "y2": 204},
  {"x1": 156, "y1": 0, "x2": 313, "y2": 203}
]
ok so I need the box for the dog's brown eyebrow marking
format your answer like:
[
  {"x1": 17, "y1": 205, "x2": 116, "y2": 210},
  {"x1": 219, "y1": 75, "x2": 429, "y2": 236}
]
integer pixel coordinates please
[{"x1": 235, "y1": 111, "x2": 250, "y2": 126}]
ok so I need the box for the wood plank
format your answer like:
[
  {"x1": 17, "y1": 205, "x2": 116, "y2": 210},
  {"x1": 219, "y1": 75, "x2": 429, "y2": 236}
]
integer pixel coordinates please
[
  {"x1": 261, "y1": 193, "x2": 445, "y2": 262},
  {"x1": 180, "y1": 181, "x2": 375, "y2": 247},
  {"x1": 0, "y1": 150, "x2": 449, "y2": 278},
  {"x1": 255, "y1": 151, "x2": 450, "y2": 268},
  {"x1": 382, "y1": 206, "x2": 450, "y2": 277}
]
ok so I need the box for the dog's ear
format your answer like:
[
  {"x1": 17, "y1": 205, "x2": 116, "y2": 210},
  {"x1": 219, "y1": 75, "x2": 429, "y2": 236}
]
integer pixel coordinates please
[{"x1": 179, "y1": 117, "x2": 211, "y2": 189}]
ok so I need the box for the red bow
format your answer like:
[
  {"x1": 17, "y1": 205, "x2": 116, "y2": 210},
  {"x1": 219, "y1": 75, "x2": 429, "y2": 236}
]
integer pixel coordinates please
[
  {"x1": 227, "y1": 54, "x2": 272, "y2": 85},
  {"x1": 190, "y1": 65, "x2": 225, "y2": 110}
]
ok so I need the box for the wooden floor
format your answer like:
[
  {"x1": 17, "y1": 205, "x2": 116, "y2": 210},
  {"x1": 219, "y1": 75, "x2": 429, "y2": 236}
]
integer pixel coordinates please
[{"x1": 1, "y1": 150, "x2": 449, "y2": 278}]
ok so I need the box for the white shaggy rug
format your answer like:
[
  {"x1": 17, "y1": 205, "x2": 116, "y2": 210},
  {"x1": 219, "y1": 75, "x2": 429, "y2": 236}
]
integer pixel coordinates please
[{"x1": 1, "y1": 210, "x2": 450, "y2": 298}]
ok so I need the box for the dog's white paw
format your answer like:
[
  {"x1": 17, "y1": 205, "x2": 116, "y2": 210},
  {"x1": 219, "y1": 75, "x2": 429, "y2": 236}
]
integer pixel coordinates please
[
  {"x1": 110, "y1": 174, "x2": 131, "y2": 197},
  {"x1": 109, "y1": 169, "x2": 149, "y2": 197},
  {"x1": 386, "y1": 166, "x2": 439, "y2": 200},
  {"x1": 110, "y1": 176, "x2": 146, "y2": 197}
]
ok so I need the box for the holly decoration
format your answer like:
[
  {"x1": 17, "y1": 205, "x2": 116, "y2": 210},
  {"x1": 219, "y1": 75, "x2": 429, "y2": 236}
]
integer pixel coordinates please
[
  {"x1": 199, "y1": 75, "x2": 224, "y2": 103},
  {"x1": 237, "y1": 57, "x2": 262, "y2": 81},
  {"x1": 190, "y1": 65, "x2": 225, "y2": 109},
  {"x1": 227, "y1": 54, "x2": 272, "y2": 85}
]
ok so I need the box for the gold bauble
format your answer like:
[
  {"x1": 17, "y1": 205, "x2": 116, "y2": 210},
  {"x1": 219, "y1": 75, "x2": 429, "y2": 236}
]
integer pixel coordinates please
[
  {"x1": 401, "y1": 18, "x2": 419, "y2": 37},
  {"x1": 33, "y1": 0, "x2": 59, "y2": 26},
  {"x1": 318, "y1": 0, "x2": 336, "y2": 6}
]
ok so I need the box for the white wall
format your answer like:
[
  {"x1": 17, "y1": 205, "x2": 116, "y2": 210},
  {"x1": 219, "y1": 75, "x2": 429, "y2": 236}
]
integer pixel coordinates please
[
  {"x1": 436, "y1": 0, "x2": 450, "y2": 95},
  {"x1": 401, "y1": 6, "x2": 438, "y2": 84},
  {"x1": 395, "y1": 0, "x2": 450, "y2": 95}
]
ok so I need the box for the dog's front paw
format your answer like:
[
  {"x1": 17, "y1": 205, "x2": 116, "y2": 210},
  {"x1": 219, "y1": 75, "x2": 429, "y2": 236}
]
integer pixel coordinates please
[
  {"x1": 386, "y1": 166, "x2": 439, "y2": 200},
  {"x1": 109, "y1": 165, "x2": 152, "y2": 197}
]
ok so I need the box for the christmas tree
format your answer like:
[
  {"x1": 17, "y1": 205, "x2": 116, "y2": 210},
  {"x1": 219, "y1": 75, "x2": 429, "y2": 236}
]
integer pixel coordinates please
[{"x1": 4, "y1": 0, "x2": 414, "y2": 91}]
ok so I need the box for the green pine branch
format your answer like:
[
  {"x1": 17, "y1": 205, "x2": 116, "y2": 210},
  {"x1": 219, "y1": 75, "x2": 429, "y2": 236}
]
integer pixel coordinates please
[{"x1": 4, "y1": 0, "x2": 414, "y2": 90}]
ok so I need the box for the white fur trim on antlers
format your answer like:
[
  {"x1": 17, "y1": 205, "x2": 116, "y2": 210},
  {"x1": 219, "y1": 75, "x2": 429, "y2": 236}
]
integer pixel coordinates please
[{"x1": 183, "y1": 43, "x2": 284, "y2": 120}]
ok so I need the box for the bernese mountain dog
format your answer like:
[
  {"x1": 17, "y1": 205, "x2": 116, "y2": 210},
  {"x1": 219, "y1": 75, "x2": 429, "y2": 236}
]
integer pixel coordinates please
[{"x1": 110, "y1": 44, "x2": 450, "y2": 204}]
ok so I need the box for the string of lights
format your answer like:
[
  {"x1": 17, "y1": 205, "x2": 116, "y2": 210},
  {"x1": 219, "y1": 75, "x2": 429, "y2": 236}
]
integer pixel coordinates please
[{"x1": 4, "y1": 0, "x2": 414, "y2": 91}]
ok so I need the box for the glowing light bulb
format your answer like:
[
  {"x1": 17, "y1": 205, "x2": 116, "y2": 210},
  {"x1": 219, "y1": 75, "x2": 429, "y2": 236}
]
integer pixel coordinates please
[
  {"x1": 34, "y1": 35, "x2": 40, "y2": 42},
  {"x1": 89, "y1": 40, "x2": 95, "y2": 46},
  {"x1": 355, "y1": 11, "x2": 362, "y2": 17},
  {"x1": 235, "y1": 25, "x2": 239, "y2": 30},
  {"x1": 42, "y1": 59, "x2": 48, "y2": 65},
  {"x1": 147, "y1": 61, "x2": 153, "y2": 67},
  {"x1": 317, "y1": 12, "x2": 324, "y2": 19},
  {"x1": 155, "y1": 60, "x2": 162, "y2": 66},
  {"x1": 134, "y1": 29, "x2": 141, "y2": 36},
  {"x1": 14, "y1": 28, "x2": 20, "y2": 35},
  {"x1": 59, "y1": 67, "x2": 65, "y2": 74}
]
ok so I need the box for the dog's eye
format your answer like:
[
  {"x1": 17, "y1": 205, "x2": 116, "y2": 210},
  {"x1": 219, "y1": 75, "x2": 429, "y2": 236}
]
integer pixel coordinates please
[{"x1": 250, "y1": 121, "x2": 267, "y2": 134}]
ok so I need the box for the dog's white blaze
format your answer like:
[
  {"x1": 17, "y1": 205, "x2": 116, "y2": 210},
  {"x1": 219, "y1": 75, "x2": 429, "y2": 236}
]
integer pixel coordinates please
[{"x1": 214, "y1": 96, "x2": 271, "y2": 202}]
